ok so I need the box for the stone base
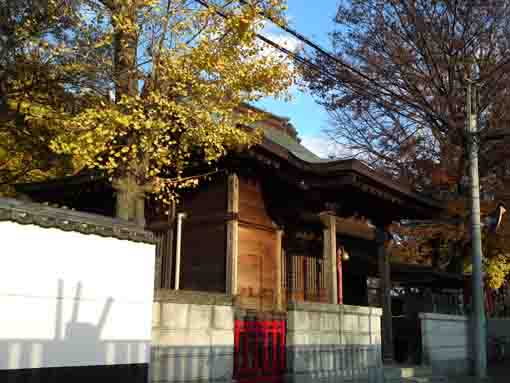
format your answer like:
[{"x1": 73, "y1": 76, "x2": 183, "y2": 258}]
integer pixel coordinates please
[
  {"x1": 150, "y1": 346, "x2": 233, "y2": 383},
  {"x1": 0, "y1": 363, "x2": 148, "y2": 383},
  {"x1": 286, "y1": 345, "x2": 383, "y2": 383},
  {"x1": 285, "y1": 303, "x2": 384, "y2": 383},
  {"x1": 285, "y1": 371, "x2": 382, "y2": 383},
  {"x1": 151, "y1": 296, "x2": 235, "y2": 383}
]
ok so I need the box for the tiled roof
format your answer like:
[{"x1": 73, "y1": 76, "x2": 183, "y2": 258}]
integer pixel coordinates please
[
  {"x1": 257, "y1": 123, "x2": 443, "y2": 211},
  {"x1": 262, "y1": 125, "x2": 329, "y2": 163}
]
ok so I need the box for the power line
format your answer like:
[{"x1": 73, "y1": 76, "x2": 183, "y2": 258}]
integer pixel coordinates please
[
  {"x1": 241, "y1": 1, "x2": 510, "y2": 146},
  {"x1": 243, "y1": 0, "x2": 510, "y2": 140},
  {"x1": 236, "y1": 0, "x2": 434, "y2": 118},
  {"x1": 195, "y1": 0, "x2": 510, "y2": 169},
  {"x1": 193, "y1": 0, "x2": 426, "y2": 127}
]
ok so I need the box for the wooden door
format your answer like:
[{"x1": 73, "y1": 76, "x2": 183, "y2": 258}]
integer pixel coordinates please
[{"x1": 238, "y1": 225, "x2": 277, "y2": 312}]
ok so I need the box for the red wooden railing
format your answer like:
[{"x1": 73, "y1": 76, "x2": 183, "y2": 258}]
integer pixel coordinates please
[{"x1": 234, "y1": 319, "x2": 286, "y2": 380}]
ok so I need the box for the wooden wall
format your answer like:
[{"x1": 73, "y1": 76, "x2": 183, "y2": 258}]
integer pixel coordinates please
[
  {"x1": 237, "y1": 177, "x2": 279, "y2": 312},
  {"x1": 180, "y1": 177, "x2": 228, "y2": 293},
  {"x1": 238, "y1": 176, "x2": 275, "y2": 229}
]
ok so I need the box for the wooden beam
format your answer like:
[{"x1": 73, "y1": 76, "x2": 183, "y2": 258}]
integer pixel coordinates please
[
  {"x1": 238, "y1": 219, "x2": 277, "y2": 233},
  {"x1": 226, "y1": 173, "x2": 240, "y2": 296},
  {"x1": 148, "y1": 212, "x2": 239, "y2": 231},
  {"x1": 336, "y1": 217, "x2": 376, "y2": 241}
]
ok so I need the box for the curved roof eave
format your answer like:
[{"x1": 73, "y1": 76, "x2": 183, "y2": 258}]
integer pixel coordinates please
[{"x1": 258, "y1": 136, "x2": 444, "y2": 212}]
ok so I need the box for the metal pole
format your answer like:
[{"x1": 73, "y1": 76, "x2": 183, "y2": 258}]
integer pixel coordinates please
[
  {"x1": 466, "y1": 78, "x2": 487, "y2": 378},
  {"x1": 174, "y1": 212, "x2": 187, "y2": 290}
]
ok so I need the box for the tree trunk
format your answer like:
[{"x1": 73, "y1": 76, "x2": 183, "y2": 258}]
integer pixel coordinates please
[
  {"x1": 110, "y1": 1, "x2": 147, "y2": 225},
  {"x1": 111, "y1": 1, "x2": 138, "y2": 100}
]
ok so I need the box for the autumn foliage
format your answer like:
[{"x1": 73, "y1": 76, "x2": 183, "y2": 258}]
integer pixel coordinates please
[
  {"x1": 301, "y1": 0, "x2": 510, "y2": 287},
  {"x1": 1, "y1": 0, "x2": 294, "y2": 200},
  {"x1": 302, "y1": 0, "x2": 510, "y2": 192},
  {"x1": 391, "y1": 200, "x2": 510, "y2": 290}
]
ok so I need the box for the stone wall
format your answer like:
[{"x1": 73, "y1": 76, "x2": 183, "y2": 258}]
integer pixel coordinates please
[
  {"x1": 419, "y1": 313, "x2": 470, "y2": 376},
  {"x1": 151, "y1": 290, "x2": 235, "y2": 383},
  {"x1": 286, "y1": 302, "x2": 383, "y2": 383}
]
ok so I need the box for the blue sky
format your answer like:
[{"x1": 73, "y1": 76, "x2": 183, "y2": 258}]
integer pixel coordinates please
[{"x1": 255, "y1": 0, "x2": 341, "y2": 157}]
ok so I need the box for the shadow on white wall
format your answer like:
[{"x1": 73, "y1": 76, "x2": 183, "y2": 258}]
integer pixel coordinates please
[{"x1": 0, "y1": 279, "x2": 149, "y2": 370}]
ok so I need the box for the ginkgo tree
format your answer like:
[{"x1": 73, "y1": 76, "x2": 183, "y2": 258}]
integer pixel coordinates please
[
  {"x1": 2, "y1": 0, "x2": 294, "y2": 220},
  {"x1": 0, "y1": 0, "x2": 84, "y2": 192}
]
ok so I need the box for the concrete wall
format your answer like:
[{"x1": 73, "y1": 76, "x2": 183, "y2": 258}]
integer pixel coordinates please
[
  {"x1": 419, "y1": 313, "x2": 470, "y2": 376},
  {"x1": 488, "y1": 318, "x2": 510, "y2": 338},
  {"x1": 0, "y1": 197, "x2": 156, "y2": 382},
  {"x1": 487, "y1": 318, "x2": 510, "y2": 363},
  {"x1": 286, "y1": 302, "x2": 383, "y2": 383},
  {"x1": 151, "y1": 290, "x2": 234, "y2": 383}
]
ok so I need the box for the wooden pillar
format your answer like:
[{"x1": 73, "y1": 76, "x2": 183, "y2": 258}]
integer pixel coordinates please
[
  {"x1": 275, "y1": 229, "x2": 284, "y2": 311},
  {"x1": 321, "y1": 214, "x2": 338, "y2": 304},
  {"x1": 226, "y1": 173, "x2": 239, "y2": 295},
  {"x1": 377, "y1": 228, "x2": 394, "y2": 364}
]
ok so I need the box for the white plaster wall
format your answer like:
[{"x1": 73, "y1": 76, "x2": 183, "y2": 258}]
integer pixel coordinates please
[{"x1": 0, "y1": 221, "x2": 155, "y2": 370}]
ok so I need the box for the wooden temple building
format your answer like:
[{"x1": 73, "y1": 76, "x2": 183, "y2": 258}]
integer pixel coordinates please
[{"x1": 17, "y1": 109, "x2": 466, "y2": 378}]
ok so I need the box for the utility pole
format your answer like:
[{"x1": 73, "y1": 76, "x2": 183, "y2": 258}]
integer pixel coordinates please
[{"x1": 465, "y1": 72, "x2": 487, "y2": 379}]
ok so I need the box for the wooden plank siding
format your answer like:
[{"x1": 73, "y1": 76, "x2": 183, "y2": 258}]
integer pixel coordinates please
[
  {"x1": 181, "y1": 223, "x2": 227, "y2": 292},
  {"x1": 238, "y1": 226, "x2": 277, "y2": 311},
  {"x1": 180, "y1": 176, "x2": 228, "y2": 214},
  {"x1": 237, "y1": 177, "x2": 280, "y2": 312},
  {"x1": 179, "y1": 177, "x2": 228, "y2": 293},
  {"x1": 238, "y1": 177, "x2": 275, "y2": 229}
]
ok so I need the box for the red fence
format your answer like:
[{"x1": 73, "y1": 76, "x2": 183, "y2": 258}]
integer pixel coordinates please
[{"x1": 234, "y1": 319, "x2": 286, "y2": 381}]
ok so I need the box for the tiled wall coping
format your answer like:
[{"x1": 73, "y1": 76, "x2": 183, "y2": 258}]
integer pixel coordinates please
[{"x1": 0, "y1": 197, "x2": 154, "y2": 243}]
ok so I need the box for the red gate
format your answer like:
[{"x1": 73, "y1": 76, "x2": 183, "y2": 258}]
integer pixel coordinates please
[{"x1": 234, "y1": 319, "x2": 286, "y2": 382}]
